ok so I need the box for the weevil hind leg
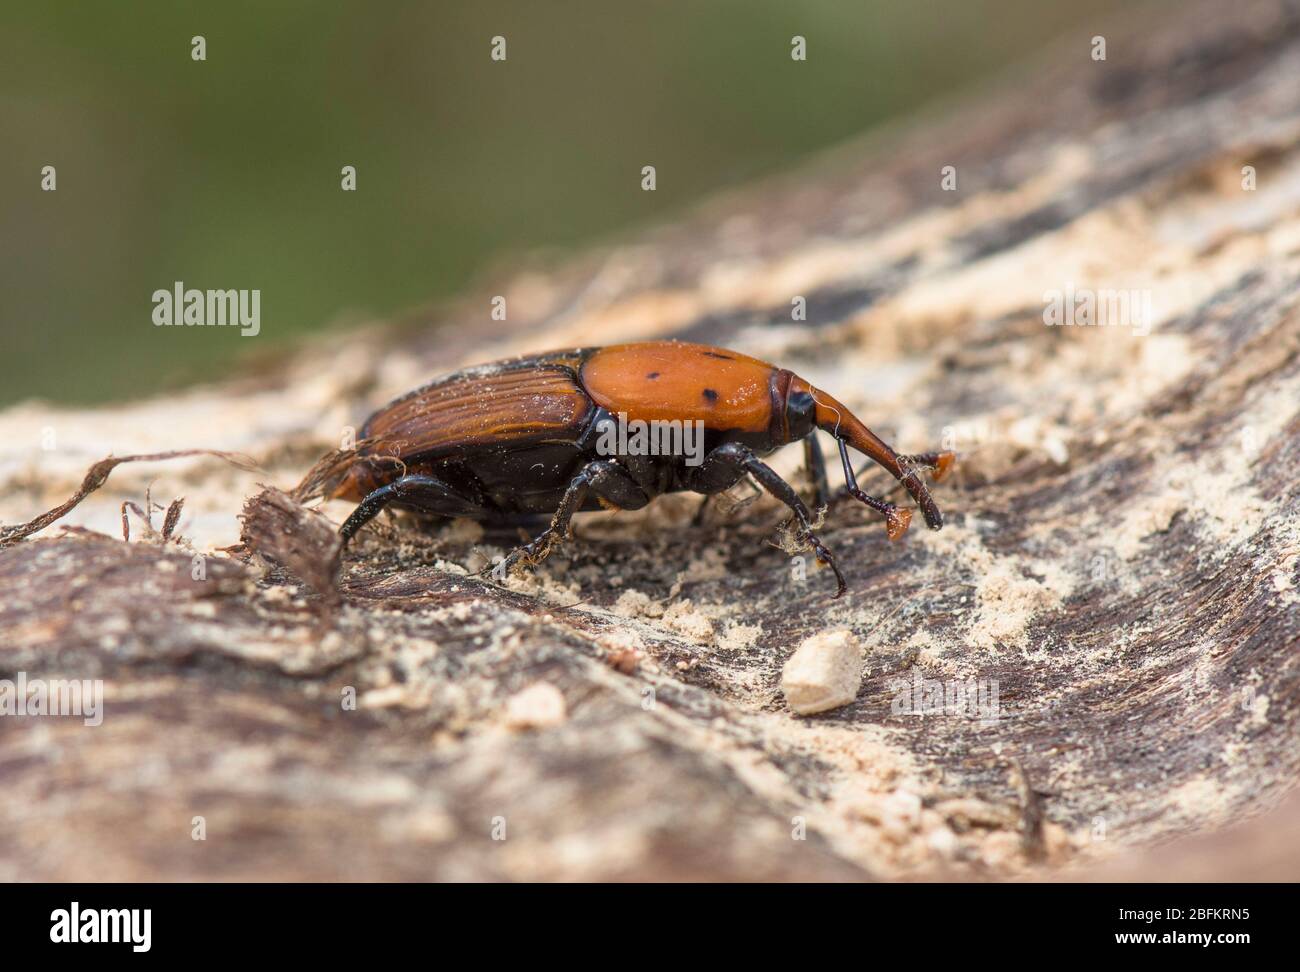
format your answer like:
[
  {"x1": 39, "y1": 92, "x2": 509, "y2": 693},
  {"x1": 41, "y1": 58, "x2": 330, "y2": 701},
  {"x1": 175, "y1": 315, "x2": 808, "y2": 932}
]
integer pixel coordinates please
[
  {"x1": 489, "y1": 460, "x2": 648, "y2": 581},
  {"x1": 690, "y1": 441, "x2": 846, "y2": 598},
  {"x1": 339, "y1": 473, "x2": 487, "y2": 545}
]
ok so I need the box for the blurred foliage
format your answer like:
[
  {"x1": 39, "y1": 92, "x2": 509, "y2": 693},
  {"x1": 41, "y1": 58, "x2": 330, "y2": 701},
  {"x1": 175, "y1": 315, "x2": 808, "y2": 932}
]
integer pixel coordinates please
[{"x1": 1, "y1": 0, "x2": 1131, "y2": 405}]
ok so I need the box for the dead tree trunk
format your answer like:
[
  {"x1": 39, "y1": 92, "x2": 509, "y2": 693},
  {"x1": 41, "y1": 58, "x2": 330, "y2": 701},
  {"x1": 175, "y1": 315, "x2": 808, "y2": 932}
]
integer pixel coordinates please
[{"x1": 1, "y1": 0, "x2": 1298, "y2": 880}]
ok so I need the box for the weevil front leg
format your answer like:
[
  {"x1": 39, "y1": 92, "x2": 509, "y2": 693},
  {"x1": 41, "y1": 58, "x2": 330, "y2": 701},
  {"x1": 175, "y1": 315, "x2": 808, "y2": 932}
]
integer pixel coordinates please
[
  {"x1": 836, "y1": 437, "x2": 916, "y2": 541},
  {"x1": 692, "y1": 441, "x2": 846, "y2": 597},
  {"x1": 840, "y1": 445, "x2": 954, "y2": 535},
  {"x1": 489, "y1": 460, "x2": 648, "y2": 580}
]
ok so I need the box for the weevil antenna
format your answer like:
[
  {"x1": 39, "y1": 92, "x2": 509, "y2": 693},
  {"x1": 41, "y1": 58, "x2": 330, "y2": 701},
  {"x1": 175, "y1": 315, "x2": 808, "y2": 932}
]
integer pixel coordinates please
[{"x1": 809, "y1": 389, "x2": 844, "y2": 439}]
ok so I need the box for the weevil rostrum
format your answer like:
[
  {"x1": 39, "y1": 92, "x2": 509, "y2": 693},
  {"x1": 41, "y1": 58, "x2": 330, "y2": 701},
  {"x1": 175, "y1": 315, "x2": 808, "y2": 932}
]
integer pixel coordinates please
[{"x1": 331, "y1": 341, "x2": 953, "y2": 597}]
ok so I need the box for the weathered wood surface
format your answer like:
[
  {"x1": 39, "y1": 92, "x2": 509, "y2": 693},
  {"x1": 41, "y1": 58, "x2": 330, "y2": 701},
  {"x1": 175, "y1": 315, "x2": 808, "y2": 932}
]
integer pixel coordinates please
[{"x1": 2, "y1": 0, "x2": 1299, "y2": 880}]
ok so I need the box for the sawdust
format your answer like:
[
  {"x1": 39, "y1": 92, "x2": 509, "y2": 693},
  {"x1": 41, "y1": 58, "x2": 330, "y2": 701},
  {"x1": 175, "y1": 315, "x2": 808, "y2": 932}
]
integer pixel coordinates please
[
  {"x1": 716, "y1": 621, "x2": 763, "y2": 653},
  {"x1": 660, "y1": 599, "x2": 716, "y2": 644},
  {"x1": 963, "y1": 545, "x2": 1075, "y2": 653}
]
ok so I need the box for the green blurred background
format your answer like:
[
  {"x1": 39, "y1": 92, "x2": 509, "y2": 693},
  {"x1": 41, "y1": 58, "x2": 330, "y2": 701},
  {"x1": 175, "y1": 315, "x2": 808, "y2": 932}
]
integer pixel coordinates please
[{"x1": 1, "y1": 0, "x2": 1133, "y2": 406}]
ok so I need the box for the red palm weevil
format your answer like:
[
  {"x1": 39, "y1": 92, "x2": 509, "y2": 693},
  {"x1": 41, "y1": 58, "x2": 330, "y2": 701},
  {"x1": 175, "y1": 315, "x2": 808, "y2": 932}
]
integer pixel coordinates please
[{"x1": 332, "y1": 341, "x2": 953, "y2": 597}]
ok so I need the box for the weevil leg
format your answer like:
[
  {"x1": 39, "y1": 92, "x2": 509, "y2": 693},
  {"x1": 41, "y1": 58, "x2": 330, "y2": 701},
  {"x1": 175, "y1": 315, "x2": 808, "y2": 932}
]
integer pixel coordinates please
[
  {"x1": 803, "y1": 433, "x2": 832, "y2": 510},
  {"x1": 339, "y1": 473, "x2": 486, "y2": 545},
  {"x1": 692, "y1": 441, "x2": 846, "y2": 598},
  {"x1": 837, "y1": 438, "x2": 914, "y2": 541},
  {"x1": 491, "y1": 460, "x2": 648, "y2": 579}
]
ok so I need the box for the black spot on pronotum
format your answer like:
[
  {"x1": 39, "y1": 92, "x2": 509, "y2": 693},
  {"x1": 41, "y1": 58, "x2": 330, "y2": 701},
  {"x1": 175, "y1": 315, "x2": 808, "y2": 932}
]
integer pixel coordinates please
[
  {"x1": 702, "y1": 351, "x2": 734, "y2": 360},
  {"x1": 702, "y1": 388, "x2": 718, "y2": 403},
  {"x1": 647, "y1": 372, "x2": 660, "y2": 379}
]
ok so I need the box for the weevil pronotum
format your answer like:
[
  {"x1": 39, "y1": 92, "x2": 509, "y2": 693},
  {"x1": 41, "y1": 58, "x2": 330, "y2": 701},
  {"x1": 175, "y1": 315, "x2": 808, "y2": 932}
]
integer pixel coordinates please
[{"x1": 332, "y1": 341, "x2": 953, "y2": 597}]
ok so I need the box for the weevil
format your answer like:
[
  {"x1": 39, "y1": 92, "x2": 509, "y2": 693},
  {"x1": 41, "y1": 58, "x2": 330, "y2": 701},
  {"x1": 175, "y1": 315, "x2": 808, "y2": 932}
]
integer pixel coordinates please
[{"x1": 332, "y1": 341, "x2": 953, "y2": 597}]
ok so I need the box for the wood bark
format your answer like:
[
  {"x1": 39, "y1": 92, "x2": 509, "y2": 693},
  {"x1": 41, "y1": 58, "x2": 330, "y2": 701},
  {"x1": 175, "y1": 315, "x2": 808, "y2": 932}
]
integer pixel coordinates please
[{"x1": 1, "y1": 0, "x2": 1298, "y2": 880}]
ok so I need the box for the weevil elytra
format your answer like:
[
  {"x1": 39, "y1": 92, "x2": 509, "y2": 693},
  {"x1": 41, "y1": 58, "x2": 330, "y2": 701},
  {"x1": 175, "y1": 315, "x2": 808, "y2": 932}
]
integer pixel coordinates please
[{"x1": 332, "y1": 341, "x2": 953, "y2": 597}]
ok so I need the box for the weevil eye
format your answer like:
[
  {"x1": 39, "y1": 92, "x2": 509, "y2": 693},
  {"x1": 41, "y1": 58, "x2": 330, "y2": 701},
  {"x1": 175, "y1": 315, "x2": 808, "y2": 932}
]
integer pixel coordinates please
[{"x1": 786, "y1": 389, "x2": 816, "y2": 441}]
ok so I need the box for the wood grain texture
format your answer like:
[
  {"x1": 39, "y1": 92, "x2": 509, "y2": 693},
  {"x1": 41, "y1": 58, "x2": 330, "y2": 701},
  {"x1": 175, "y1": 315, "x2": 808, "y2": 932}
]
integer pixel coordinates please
[{"x1": 1, "y1": 0, "x2": 1298, "y2": 880}]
